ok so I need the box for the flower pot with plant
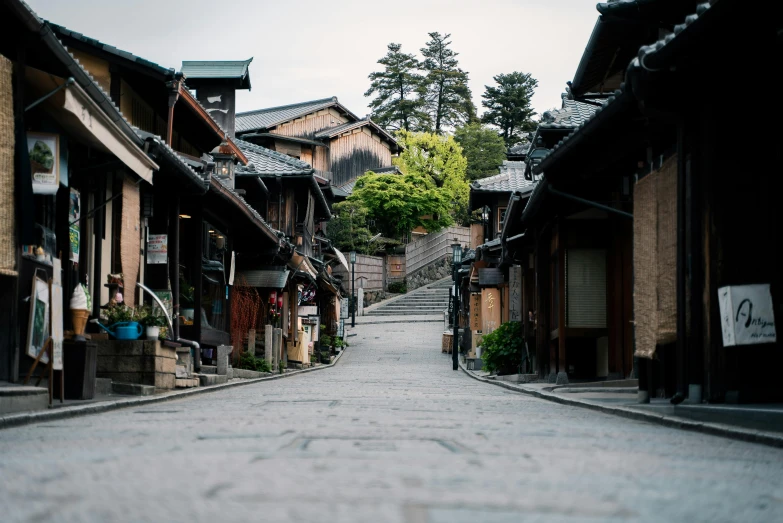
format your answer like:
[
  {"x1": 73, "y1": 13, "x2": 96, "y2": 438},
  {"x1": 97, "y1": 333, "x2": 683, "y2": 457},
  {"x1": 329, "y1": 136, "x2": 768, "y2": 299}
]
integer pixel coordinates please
[{"x1": 138, "y1": 305, "x2": 167, "y2": 340}]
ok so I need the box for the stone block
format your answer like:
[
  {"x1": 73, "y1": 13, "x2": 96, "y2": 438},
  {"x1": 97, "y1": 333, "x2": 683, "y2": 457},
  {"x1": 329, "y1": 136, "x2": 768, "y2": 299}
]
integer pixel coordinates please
[
  {"x1": 175, "y1": 366, "x2": 189, "y2": 378},
  {"x1": 227, "y1": 367, "x2": 233, "y2": 380},
  {"x1": 0, "y1": 385, "x2": 48, "y2": 415},
  {"x1": 198, "y1": 374, "x2": 228, "y2": 387},
  {"x1": 175, "y1": 378, "x2": 199, "y2": 388},
  {"x1": 154, "y1": 372, "x2": 176, "y2": 391},
  {"x1": 112, "y1": 382, "x2": 155, "y2": 396},
  {"x1": 232, "y1": 368, "x2": 271, "y2": 379},
  {"x1": 155, "y1": 356, "x2": 176, "y2": 374},
  {"x1": 216, "y1": 345, "x2": 231, "y2": 376},
  {"x1": 556, "y1": 372, "x2": 569, "y2": 385},
  {"x1": 200, "y1": 365, "x2": 217, "y2": 375},
  {"x1": 94, "y1": 378, "x2": 113, "y2": 395}
]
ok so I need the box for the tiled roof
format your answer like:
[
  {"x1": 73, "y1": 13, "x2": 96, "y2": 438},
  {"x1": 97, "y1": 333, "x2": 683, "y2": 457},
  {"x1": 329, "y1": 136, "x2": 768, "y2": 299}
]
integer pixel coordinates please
[
  {"x1": 507, "y1": 143, "x2": 530, "y2": 156},
  {"x1": 338, "y1": 179, "x2": 358, "y2": 195},
  {"x1": 48, "y1": 23, "x2": 175, "y2": 78},
  {"x1": 235, "y1": 139, "x2": 313, "y2": 176},
  {"x1": 471, "y1": 161, "x2": 535, "y2": 193},
  {"x1": 336, "y1": 166, "x2": 400, "y2": 195},
  {"x1": 133, "y1": 128, "x2": 209, "y2": 188},
  {"x1": 236, "y1": 97, "x2": 357, "y2": 134},
  {"x1": 314, "y1": 118, "x2": 399, "y2": 147},
  {"x1": 181, "y1": 59, "x2": 252, "y2": 79},
  {"x1": 539, "y1": 99, "x2": 603, "y2": 129}
]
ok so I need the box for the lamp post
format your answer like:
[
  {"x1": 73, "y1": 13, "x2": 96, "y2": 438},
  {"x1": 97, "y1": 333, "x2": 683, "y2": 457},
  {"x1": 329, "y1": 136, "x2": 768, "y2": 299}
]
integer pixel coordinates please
[
  {"x1": 349, "y1": 250, "x2": 356, "y2": 328},
  {"x1": 481, "y1": 206, "x2": 490, "y2": 244},
  {"x1": 451, "y1": 242, "x2": 463, "y2": 371}
]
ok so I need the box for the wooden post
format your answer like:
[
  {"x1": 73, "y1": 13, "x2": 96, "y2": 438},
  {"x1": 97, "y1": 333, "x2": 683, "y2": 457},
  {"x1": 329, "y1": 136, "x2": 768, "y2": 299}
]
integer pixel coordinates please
[
  {"x1": 265, "y1": 324, "x2": 274, "y2": 368},
  {"x1": 273, "y1": 328, "x2": 282, "y2": 372}
]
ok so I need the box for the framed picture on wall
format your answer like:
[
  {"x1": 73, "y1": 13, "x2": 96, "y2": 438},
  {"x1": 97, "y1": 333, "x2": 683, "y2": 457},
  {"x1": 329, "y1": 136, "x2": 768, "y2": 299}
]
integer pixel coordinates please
[
  {"x1": 27, "y1": 132, "x2": 60, "y2": 195},
  {"x1": 27, "y1": 274, "x2": 50, "y2": 363}
]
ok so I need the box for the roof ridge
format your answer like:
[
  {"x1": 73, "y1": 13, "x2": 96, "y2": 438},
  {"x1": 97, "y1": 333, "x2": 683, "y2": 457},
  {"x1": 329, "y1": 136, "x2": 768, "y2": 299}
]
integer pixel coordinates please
[{"x1": 236, "y1": 97, "x2": 337, "y2": 117}]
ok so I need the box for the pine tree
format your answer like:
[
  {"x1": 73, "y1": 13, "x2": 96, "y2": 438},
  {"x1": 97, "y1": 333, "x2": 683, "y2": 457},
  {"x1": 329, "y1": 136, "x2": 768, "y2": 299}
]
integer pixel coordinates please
[
  {"x1": 481, "y1": 71, "x2": 538, "y2": 146},
  {"x1": 364, "y1": 43, "x2": 427, "y2": 132},
  {"x1": 420, "y1": 32, "x2": 475, "y2": 134}
]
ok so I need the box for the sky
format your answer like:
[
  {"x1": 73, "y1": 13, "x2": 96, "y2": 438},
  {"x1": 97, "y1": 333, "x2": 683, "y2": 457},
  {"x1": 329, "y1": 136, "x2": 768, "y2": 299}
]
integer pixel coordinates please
[{"x1": 26, "y1": 0, "x2": 599, "y2": 122}]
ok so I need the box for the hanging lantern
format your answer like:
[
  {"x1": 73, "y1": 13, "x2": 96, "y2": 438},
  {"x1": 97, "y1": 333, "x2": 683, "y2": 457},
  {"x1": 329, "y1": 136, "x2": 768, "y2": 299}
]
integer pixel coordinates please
[
  {"x1": 277, "y1": 294, "x2": 284, "y2": 309},
  {"x1": 269, "y1": 291, "x2": 277, "y2": 305}
]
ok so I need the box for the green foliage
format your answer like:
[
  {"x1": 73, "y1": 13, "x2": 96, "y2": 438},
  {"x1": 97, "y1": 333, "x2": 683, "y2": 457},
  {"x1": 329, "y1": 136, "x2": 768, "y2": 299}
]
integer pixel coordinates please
[
  {"x1": 320, "y1": 334, "x2": 332, "y2": 347},
  {"x1": 365, "y1": 43, "x2": 428, "y2": 132},
  {"x1": 278, "y1": 360, "x2": 286, "y2": 373},
  {"x1": 420, "y1": 32, "x2": 475, "y2": 133},
  {"x1": 480, "y1": 321, "x2": 525, "y2": 375},
  {"x1": 350, "y1": 171, "x2": 453, "y2": 238},
  {"x1": 105, "y1": 304, "x2": 136, "y2": 324},
  {"x1": 454, "y1": 123, "x2": 508, "y2": 181},
  {"x1": 388, "y1": 281, "x2": 407, "y2": 294},
  {"x1": 237, "y1": 351, "x2": 271, "y2": 373},
  {"x1": 179, "y1": 273, "x2": 194, "y2": 306},
  {"x1": 333, "y1": 337, "x2": 347, "y2": 349},
  {"x1": 137, "y1": 305, "x2": 167, "y2": 327},
  {"x1": 481, "y1": 71, "x2": 538, "y2": 146},
  {"x1": 395, "y1": 130, "x2": 470, "y2": 225},
  {"x1": 326, "y1": 200, "x2": 374, "y2": 254}
]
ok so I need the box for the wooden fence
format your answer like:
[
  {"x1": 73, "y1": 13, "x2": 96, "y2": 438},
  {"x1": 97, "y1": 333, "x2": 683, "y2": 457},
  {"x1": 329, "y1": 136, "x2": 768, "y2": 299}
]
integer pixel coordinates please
[
  {"x1": 405, "y1": 226, "x2": 471, "y2": 276},
  {"x1": 332, "y1": 254, "x2": 386, "y2": 292}
]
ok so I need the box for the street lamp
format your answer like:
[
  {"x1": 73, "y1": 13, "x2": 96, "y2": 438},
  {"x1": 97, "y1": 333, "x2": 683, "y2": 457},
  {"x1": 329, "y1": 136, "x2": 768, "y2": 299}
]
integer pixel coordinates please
[
  {"x1": 451, "y1": 241, "x2": 463, "y2": 371},
  {"x1": 349, "y1": 250, "x2": 357, "y2": 328},
  {"x1": 481, "y1": 206, "x2": 490, "y2": 244}
]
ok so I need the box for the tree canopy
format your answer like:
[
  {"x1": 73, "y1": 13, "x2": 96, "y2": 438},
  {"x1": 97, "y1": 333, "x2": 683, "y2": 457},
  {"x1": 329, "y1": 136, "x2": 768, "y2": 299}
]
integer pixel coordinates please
[
  {"x1": 349, "y1": 172, "x2": 453, "y2": 238},
  {"x1": 420, "y1": 32, "x2": 475, "y2": 133},
  {"x1": 481, "y1": 71, "x2": 538, "y2": 146},
  {"x1": 325, "y1": 200, "x2": 374, "y2": 255},
  {"x1": 454, "y1": 123, "x2": 507, "y2": 181},
  {"x1": 364, "y1": 43, "x2": 428, "y2": 132}
]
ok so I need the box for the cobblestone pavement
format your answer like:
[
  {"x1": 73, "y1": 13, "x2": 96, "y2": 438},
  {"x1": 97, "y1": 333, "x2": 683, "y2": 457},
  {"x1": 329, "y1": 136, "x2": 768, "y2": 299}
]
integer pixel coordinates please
[{"x1": 1, "y1": 320, "x2": 783, "y2": 522}]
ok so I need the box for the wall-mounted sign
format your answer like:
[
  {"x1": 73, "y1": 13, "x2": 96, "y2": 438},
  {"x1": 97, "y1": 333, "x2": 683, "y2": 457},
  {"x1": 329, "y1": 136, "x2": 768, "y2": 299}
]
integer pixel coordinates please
[
  {"x1": 509, "y1": 265, "x2": 522, "y2": 322},
  {"x1": 147, "y1": 234, "x2": 167, "y2": 265},
  {"x1": 718, "y1": 284, "x2": 777, "y2": 346},
  {"x1": 470, "y1": 293, "x2": 482, "y2": 331},
  {"x1": 479, "y1": 268, "x2": 504, "y2": 287},
  {"x1": 482, "y1": 288, "x2": 501, "y2": 334},
  {"x1": 28, "y1": 132, "x2": 60, "y2": 195},
  {"x1": 340, "y1": 298, "x2": 349, "y2": 319},
  {"x1": 299, "y1": 305, "x2": 318, "y2": 317},
  {"x1": 69, "y1": 189, "x2": 80, "y2": 263}
]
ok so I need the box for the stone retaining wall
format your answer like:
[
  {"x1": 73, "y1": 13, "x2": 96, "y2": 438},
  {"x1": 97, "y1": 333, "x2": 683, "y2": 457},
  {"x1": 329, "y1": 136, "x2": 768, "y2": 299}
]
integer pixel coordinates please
[
  {"x1": 406, "y1": 257, "x2": 453, "y2": 291},
  {"x1": 95, "y1": 340, "x2": 177, "y2": 390}
]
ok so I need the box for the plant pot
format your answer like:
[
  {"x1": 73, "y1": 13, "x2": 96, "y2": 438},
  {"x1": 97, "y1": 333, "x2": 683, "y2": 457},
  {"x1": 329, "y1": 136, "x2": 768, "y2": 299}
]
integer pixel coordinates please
[{"x1": 146, "y1": 326, "x2": 160, "y2": 340}]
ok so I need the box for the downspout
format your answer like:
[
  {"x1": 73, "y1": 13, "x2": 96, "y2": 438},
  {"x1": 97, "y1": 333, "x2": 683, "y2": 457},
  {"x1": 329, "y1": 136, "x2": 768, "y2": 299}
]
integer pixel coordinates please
[{"x1": 671, "y1": 123, "x2": 688, "y2": 405}]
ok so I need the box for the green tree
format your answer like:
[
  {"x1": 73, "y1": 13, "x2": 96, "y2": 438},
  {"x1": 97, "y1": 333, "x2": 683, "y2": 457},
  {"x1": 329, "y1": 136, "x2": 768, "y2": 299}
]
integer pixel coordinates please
[
  {"x1": 364, "y1": 43, "x2": 428, "y2": 132},
  {"x1": 454, "y1": 123, "x2": 507, "y2": 181},
  {"x1": 350, "y1": 172, "x2": 453, "y2": 238},
  {"x1": 326, "y1": 200, "x2": 373, "y2": 254},
  {"x1": 420, "y1": 32, "x2": 475, "y2": 133},
  {"x1": 481, "y1": 71, "x2": 538, "y2": 146},
  {"x1": 395, "y1": 130, "x2": 470, "y2": 223}
]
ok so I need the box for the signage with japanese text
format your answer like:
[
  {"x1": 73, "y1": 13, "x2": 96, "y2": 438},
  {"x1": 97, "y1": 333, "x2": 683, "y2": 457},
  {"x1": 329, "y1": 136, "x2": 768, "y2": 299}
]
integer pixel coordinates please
[
  {"x1": 147, "y1": 234, "x2": 167, "y2": 265},
  {"x1": 470, "y1": 293, "x2": 482, "y2": 331},
  {"x1": 482, "y1": 288, "x2": 501, "y2": 334},
  {"x1": 509, "y1": 265, "x2": 522, "y2": 323}
]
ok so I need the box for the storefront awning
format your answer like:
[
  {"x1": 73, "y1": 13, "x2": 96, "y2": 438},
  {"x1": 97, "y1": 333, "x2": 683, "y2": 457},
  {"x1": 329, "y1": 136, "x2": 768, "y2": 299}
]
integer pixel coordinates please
[
  {"x1": 287, "y1": 252, "x2": 318, "y2": 281},
  {"x1": 27, "y1": 68, "x2": 157, "y2": 184},
  {"x1": 238, "y1": 269, "x2": 290, "y2": 289}
]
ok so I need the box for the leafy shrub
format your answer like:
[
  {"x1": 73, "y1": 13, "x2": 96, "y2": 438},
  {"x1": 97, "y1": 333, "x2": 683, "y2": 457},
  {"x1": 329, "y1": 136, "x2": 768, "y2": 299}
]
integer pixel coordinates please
[
  {"x1": 388, "y1": 281, "x2": 407, "y2": 294},
  {"x1": 320, "y1": 334, "x2": 332, "y2": 348},
  {"x1": 237, "y1": 352, "x2": 271, "y2": 373},
  {"x1": 480, "y1": 321, "x2": 525, "y2": 375}
]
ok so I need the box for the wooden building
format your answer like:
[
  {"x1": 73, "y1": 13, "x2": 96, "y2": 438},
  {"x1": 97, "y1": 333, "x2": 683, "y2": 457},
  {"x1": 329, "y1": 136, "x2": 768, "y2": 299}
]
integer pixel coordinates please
[{"x1": 234, "y1": 97, "x2": 400, "y2": 189}]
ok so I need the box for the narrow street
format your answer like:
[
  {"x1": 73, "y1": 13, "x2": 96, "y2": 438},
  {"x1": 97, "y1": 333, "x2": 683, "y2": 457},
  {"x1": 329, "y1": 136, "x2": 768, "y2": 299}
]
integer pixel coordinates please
[{"x1": 1, "y1": 319, "x2": 781, "y2": 523}]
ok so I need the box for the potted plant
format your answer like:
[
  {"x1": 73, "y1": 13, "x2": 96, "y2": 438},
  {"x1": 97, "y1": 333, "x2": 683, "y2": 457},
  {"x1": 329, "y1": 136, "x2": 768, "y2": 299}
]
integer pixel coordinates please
[{"x1": 138, "y1": 305, "x2": 167, "y2": 340}]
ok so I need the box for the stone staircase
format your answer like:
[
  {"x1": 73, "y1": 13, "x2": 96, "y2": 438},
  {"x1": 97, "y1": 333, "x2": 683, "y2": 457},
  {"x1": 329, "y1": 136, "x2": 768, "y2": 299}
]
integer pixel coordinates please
[{"x1": 366, "y1": 277, "x2": 452, "y2": 316}]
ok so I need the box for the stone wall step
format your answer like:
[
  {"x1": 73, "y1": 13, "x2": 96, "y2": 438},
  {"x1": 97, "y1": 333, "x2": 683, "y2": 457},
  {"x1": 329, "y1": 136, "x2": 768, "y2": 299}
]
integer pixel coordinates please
[
  {"x1": 112, "y1": 382, "x2": 155, "y2": 396},
  {"x1": 197, "y1": 374, "x2": 228, "y2": 386},
  {"x1": 0, "y1": 383, "x2": 49, "y2": 415}
]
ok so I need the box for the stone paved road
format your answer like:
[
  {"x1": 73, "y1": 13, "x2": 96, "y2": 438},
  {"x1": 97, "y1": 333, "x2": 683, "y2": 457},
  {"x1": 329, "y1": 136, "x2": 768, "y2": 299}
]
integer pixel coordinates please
[{"x1": 1, "y1": 320, "x2": 782, "y2": 522}]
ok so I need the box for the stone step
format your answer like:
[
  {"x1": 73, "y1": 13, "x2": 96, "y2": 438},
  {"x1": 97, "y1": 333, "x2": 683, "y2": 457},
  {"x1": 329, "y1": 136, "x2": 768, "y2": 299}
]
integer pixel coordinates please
[
  {"x1": 95, "y1": 378, "x2": 113, "y2": 395},
  {"x1": 175, "y1": 378, "x2": 199, "y2": 388},
  {"x1": 0, "y1": 383, "x2": 49, "y2": 415},
  {"x1": 112, "y1": 382, "x2": 155, "y2": 396},
  {"x1": 197, "y1": 374, "x2": 228, "y2": 387},
  {"x1": 200, "y1": 365, "x2": 217, "y2": 375},
  {"x1": 367, "y1": 311, "x2": 444, "y2": 316}
]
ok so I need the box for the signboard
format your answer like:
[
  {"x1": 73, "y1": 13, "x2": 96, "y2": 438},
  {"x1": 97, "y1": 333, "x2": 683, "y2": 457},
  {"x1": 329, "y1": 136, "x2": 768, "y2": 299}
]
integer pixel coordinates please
[
  {"x1": 337, "y1": 319, "x2": 344, "y2": 338},
  {"x1": 28, "y1": 132, "x2": 60, "y2": 195},
  {"x1": 51, "y1": 283, "x2": 63, "y2": 370},
  {"x1": 718, "y1": 284, "x2": 777, "y2": 346},
  {"x1": 27, "y1": 275, "x2": 50, "y2": 363},
  {"x1": 481, "y1": 287, "x2": 501, "y2": 335},
  {"x1": 448, "y1": 288, "x2": 454, "y2": 316},
  {"x1": 147, "y1": 234, "x2": 167, "y2": 265},
  {"x1": 299, "y1": 305, "x2": 318, "y2": 317},
  {"x1": 340, "y1": 298, "x2": 349, "y2": 319},
  {"x1": 479, "y1": 268, "x2": 504, "y2": 287},
  {"x1": 470, "y1": 293, "x2": 482, "y2": 331},
  {"x1": 509, "y1": 265, "x2": 522, "y2": 323},
  {"x1": 69, "y1": 189, "x2": 80, "y2": 263}
]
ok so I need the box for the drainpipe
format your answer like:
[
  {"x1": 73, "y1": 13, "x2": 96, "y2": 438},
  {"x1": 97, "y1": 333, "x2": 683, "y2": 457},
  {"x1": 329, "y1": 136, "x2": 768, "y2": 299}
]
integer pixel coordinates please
[
  {"x1": 671, "y1": 123, "x2": 687, "y2": 405},
  {"x1": 166, "y1": 79, "x2": 181, "y2": 147}
]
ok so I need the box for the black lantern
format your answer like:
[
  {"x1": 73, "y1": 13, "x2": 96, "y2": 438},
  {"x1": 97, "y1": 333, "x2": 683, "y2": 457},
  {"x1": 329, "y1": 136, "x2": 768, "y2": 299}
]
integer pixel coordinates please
[
  {"x1": 452, "y1": 242, "x2": 462, "y2": 264},
  {"x1": 212, "y1": 143, "x2": 236, "y2": 188}
]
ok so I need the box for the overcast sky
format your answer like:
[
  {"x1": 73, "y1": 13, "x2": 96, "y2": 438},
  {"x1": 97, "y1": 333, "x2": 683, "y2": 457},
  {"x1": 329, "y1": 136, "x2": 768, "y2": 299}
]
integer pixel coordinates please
[{"x1": 27, "y1": 0, "x2": 599, "y2": 122}]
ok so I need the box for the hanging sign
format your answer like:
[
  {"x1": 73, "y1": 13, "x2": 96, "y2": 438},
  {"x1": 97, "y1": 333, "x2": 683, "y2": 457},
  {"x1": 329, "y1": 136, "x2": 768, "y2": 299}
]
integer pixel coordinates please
[
  {"x1": 337, "y1": 319, "x2": 344, "y2": 338},
  {"x1": 718, "y1": 284, "x2": 777, "y2": 346},
  {"x1": 470, "y1": 293, "x2": 482, "y2": 331},
  {"x1": 340, "y1": 298, "x2": 349, "y2": 319},
  {"x1": 28, "y1": 132, "x2": 60, "y2": 195},
  {"x1": 51, "y1": 282, "x2": 64, "y2": 370},
  {"x1": 147, "y1": 234, "x2": 167, "y2": 264},
  {"x1": 509, "y1": 265, "x2": 522, "y2": 322},
  {"x1": 69, "y1": 189, "x2": 80, "y2": 263}
]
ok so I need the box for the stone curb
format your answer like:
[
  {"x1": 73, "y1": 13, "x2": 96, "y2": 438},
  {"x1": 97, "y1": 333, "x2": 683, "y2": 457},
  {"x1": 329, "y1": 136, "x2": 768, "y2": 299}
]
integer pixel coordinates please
[
  {"x1": 459, "y1": 361, "x2": 783, "y2": 449},
  {"x1": 0, "y1": 347, "x2": 347, "y2": 431}
]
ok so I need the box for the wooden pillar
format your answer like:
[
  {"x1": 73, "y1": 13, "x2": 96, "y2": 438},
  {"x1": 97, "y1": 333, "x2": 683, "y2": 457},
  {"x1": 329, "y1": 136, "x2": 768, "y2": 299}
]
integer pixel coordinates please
[
  {"x1": 168, "y1": 196, "x2": 180, "y2": 339},
  {"x1": 92, "y1": 178, "x2": 105, "y2": 319},
  {"x1": 192, "y1": 202, "x2": 203, "y2": 368},
  {"x1": 557, "y1": 239, "x2": 566, "y2": 374}
]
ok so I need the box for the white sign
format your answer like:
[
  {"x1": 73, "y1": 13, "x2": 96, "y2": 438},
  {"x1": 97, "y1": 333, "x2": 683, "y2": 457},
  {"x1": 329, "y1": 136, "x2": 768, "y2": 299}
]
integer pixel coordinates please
[
  {"x1": 298, "y1": 305, "x2": 317, "y2": 317},
  {"x1": 337, "y1": 319, "x2": 344, "y2": 338},
  {"x1": 51, "y1": 283, "x2": 64, "y2": 370},
  {"x1": 28, "y1": 132, "x2": 60, "y2": 195},
  {"x1": 340, "y1": 298, "x2": 349, "y2": 319},
  {"x1": 718, "y1": 284, "x2": 777, "y2": 346},
  {"x1": 147, "y1": 234, "x2": 167, "y2": 264}
]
